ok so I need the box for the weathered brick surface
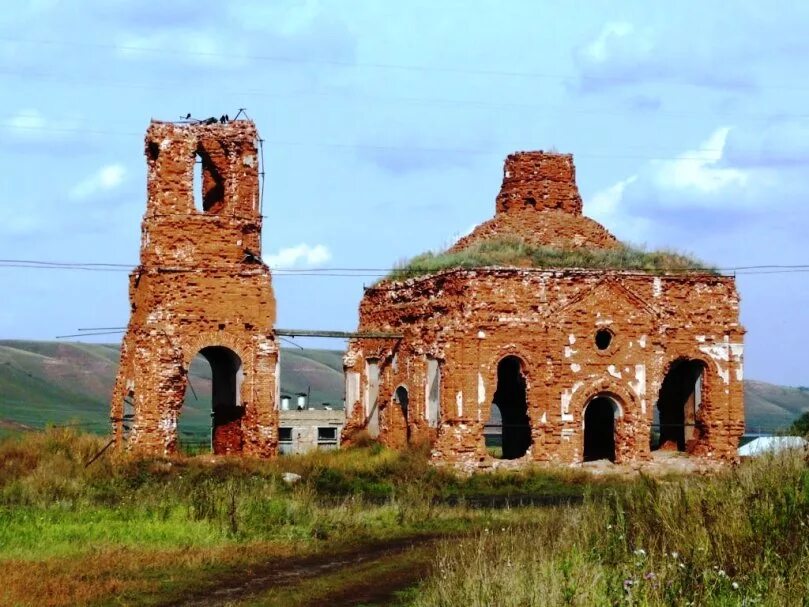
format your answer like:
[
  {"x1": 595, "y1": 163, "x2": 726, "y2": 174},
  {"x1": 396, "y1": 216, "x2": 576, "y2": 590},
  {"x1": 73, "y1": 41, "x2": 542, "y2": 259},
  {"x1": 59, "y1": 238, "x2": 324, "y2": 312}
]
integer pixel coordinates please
[
  {"x1": 111, "y1": 121, "x2": 278, "y2": 457},
  {"x1": 343, "y1": 152, "x2": 744, "y2": 467},
  {"x1": 452, "y1": 152, "x2": 619, "y2": 252}
]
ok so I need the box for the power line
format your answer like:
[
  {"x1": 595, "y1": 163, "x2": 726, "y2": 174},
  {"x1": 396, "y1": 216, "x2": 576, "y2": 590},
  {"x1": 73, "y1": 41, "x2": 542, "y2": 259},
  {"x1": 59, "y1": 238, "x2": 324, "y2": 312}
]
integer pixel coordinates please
[
  {"x1": 1, "y1": 123, "x2": 740, "y2": 161},
  {"x1": 2, "y1": 66, "x2": 809, "y2": 123},
  {"x1": 5, "y1": 35, "x2": 809, "y2": 95},
  {"x1": 4, "y1": 258, "x2": 809, "y2": 277}
]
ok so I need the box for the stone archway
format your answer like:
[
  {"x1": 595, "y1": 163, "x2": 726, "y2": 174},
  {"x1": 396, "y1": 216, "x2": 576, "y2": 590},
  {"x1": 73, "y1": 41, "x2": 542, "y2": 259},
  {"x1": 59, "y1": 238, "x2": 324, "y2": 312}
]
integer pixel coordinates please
[
  {"x1": 181, "y1": 345, "x2": 245, "y2": 454},
  {"x1": 583, "y1": 395, "x2": 621, "y2": 462}
]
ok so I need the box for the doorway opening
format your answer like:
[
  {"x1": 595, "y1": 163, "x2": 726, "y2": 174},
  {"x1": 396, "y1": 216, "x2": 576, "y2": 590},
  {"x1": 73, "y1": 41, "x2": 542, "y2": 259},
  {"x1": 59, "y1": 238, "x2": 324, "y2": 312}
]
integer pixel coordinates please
[
  {"x1": 490, "y1": 356, "x2": 531, "y2": 459},
  {"x1": 654, "y1": 359, "x2": 705, "y2": 452},
  {"x1": 179, "y1": 346, "x2": 244, "y2": 454},
  {"x1": 583, "y1": 396, "x2": 617, "y2": 462}
]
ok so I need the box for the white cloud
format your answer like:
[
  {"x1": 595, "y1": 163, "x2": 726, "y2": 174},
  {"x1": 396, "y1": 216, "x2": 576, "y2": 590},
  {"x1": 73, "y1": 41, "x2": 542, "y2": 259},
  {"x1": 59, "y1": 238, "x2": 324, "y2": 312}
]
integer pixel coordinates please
[
  {"x1": 115, "y1": 31, "x2": 248, "y2": 69},
  {"x1": 584, "y1": 124, "x2": 809, "y2": 250},
  {"x1": 588, "y1": 175, "x2": 637, "y2": 217},
  {"x1": 580, "y1": 22, "x2": 636, "y2": 64},
  {"x1": 265, "y1": 243, "x2": 331, "y2": 268},
  {"x1": 3, "y1": 109, "x2": 87, "y2": 150},
  {"x1": 654, "y1": 127, "x2": 748, "y2": 195},
  {"x1": 5, "y1": 108, "x2": 46, "y2": 131},
  {"x1": 573, "y1": 17, "x2": 752, "y2": 92},
  {"x1": 69, "y1": 164, "x2": 127, "y2": 201}
]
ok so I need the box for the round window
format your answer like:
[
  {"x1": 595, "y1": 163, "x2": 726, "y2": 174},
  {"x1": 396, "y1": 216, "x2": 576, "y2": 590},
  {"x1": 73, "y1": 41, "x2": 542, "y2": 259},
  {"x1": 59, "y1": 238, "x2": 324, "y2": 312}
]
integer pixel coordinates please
[{"x1": 595, "y1": 329, "x2": 613, "y2": 350}]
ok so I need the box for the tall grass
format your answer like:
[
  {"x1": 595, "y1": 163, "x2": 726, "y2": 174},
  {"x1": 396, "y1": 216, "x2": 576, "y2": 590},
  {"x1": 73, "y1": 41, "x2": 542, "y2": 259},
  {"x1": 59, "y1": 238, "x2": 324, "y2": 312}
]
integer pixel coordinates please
[
  {"x1": 0, "y1": 428, "x2": 606, "y2": 561},
  {"x1": 411, "y1": 449, "x2": 809, "y2": 606},
  {"x1": 387, "y1": 236, "x2": 716, "y2": 281}
]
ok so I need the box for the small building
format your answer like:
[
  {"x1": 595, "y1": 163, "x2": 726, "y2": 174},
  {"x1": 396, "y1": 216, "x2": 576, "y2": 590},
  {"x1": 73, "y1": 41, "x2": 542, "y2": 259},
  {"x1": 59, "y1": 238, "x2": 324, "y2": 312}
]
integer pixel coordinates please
[
  {"x1": 342, "y1": 151, "x2": 745, "y2": 467},
  {"x1": 278, "y1": 408, "x2": 344, "y2": 454}
]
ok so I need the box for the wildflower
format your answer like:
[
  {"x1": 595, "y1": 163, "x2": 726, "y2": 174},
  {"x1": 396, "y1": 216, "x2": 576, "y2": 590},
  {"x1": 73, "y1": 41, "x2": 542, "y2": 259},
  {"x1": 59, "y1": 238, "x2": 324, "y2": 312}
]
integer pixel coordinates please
[
  {"x1": 679, "y1": 562, "x2": 686, "y2": 570},
  {"x1": 623, "y1": 579, "x2": 635, "y2": 591},
  {"x1": 607, "y1": 524, "x2": 613, "y2": 530},
  {"x1": 718, "y1": 569, "x2": 727, "y2": 578},
  {"x1": 634, "y1": 548, "x2": 647, "y2": 557},
  {"x1": 644, "y1": 572, "x2": 656, "y2": 580},
  {"x1": 732, "y1": 582, "x2": 740, "y2": 590},
  {"x1": 670, "y1": 551, "x2": 679, "y2": 559}
]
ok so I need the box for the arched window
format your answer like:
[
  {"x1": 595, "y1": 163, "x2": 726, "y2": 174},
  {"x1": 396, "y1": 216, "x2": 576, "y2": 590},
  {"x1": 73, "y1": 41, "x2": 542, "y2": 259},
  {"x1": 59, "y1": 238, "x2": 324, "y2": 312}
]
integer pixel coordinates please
[
  {"x1": 193, "y1": 146, "x2": 225, "y2": 213},
  {"x1": 394, "y1": 385, "x2": 410, "y2": 443}
]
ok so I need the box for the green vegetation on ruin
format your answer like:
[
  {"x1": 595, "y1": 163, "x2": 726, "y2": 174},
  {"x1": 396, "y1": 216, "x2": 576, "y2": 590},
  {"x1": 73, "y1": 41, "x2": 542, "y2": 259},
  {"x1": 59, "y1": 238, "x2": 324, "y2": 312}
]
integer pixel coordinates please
[{"x1": 387, "y1": 236, "x2": 717, "y2": 281}]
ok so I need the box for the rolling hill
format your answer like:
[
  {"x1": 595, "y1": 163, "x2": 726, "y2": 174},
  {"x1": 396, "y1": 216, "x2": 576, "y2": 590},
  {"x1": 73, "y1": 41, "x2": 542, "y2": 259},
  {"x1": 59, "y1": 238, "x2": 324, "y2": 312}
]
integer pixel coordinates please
[
  {"x1": 1, "y1": 340, "x2": 807, "y2": 441},
  {"x1": 0, "y1": 340, "x2": 344, "y2": 441}
]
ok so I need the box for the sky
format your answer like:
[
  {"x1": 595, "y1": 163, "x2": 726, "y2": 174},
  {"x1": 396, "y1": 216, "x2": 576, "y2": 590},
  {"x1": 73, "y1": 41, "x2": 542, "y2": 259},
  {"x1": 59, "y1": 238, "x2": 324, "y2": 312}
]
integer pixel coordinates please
[{"x1": 1, "y1": 1, "x2": 808, "y2": 386}]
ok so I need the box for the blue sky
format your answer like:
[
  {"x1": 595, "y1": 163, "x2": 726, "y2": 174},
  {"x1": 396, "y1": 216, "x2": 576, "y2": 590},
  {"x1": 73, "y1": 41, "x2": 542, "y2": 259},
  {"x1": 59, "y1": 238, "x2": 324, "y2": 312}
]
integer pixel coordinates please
[{"x1": 1, "y1": 1, "x2": 808, "y2": 386}]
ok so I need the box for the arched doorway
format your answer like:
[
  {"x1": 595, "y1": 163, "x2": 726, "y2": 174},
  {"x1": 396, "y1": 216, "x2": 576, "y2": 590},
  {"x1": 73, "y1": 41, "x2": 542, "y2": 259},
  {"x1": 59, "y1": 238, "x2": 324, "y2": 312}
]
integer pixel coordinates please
[
  {"x1": 179, "y1": 346, "x2": 245, "y2": 454},
  {"x1": 583, "y1": 396, "x2": 618, "y2": 462},
  {"x1": 491, "y1": 356, "x2": 531, "y2": 460},
  {"x1": 394, "y1": 386, "x2": 410, "y2": 443},
  {"x1": 654, "y1": 359, "x2": 706, "y2": 452}
]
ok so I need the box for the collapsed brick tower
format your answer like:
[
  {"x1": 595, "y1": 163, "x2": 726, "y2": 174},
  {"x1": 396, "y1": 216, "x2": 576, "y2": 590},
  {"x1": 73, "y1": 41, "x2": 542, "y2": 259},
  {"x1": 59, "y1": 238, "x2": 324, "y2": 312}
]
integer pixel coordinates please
[
  {"x1": 344, "y1": 151, "x2": 745, "y2": 468},
  {"x1": 111, "y1": 120, "x2": 278, "y2": 457}
]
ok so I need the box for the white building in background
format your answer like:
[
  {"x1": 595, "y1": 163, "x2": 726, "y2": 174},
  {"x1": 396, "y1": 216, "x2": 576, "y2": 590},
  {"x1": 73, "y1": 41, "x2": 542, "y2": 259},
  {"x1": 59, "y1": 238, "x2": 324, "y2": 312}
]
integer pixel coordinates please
[
  {"x1": 278, "y1": 409, "x2": 343, "y2": 454},
  {"x1": 738, "y1": 436, "x2": 808, "y2": 457}
]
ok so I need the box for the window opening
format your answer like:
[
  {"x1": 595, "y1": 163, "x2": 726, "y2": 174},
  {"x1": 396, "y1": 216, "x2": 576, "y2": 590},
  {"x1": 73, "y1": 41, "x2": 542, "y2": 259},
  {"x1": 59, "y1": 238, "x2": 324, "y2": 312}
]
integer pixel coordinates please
[
  {"x1": 193, "y1": 148, "x2": 225, "y2": 213},
  {"x1": 394, "y1": 386, "x2": 410, "y2": 442},
  {"x1": 366, "y1": 360, "x2": 380, "y2": 437},
  {"x1": 426, "y1": 358, "x2": 441, "y2": 427},
  {"x1": 595, "y1": 329, "x2": 613, "y2": 350}
]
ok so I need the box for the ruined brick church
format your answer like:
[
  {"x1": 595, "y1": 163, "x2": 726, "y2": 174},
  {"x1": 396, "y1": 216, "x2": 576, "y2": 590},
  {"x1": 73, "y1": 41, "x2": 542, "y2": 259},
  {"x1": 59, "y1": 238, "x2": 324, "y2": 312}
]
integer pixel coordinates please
[
  {"x1": 112, "y1": 120, "x2": 744, "y2": 465},
  {"x1": 342, "y1": 152, "x2": 745, "y2": 466}
]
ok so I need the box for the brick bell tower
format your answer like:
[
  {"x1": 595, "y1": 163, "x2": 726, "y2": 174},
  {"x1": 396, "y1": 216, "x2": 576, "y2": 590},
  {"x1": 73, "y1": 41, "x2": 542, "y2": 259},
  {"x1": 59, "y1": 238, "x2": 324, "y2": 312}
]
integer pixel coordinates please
[{"x1": 111, "y1": 119, "x2": 278, "y2": 457}]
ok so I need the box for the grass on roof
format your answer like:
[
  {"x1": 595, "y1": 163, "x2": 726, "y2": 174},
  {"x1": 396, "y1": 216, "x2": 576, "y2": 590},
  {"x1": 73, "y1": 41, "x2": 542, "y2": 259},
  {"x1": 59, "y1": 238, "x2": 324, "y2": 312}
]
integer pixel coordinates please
[{"x1": 387, "y1": 236, "x2": 716, "y2": 281}]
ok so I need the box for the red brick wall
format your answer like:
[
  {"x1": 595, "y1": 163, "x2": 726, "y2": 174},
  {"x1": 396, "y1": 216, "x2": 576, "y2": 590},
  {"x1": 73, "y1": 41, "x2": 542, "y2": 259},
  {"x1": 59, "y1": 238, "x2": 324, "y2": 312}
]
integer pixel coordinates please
[{"x1": 111, "y1": 121, "x2": 278, "y2": 457}]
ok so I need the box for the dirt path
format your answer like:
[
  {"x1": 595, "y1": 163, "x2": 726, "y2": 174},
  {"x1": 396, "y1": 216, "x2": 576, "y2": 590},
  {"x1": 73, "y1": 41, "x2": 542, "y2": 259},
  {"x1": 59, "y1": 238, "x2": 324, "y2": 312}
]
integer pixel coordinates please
[{"x1": 160, "y1": 535, "x2": 441, "y2": 607}]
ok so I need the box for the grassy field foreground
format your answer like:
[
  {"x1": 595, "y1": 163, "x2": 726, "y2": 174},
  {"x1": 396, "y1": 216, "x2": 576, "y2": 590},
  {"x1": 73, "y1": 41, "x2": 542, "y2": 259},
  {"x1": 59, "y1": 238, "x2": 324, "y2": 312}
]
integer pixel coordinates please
[
  {"x1": 413, "y1": 450, "x2": 809, "y2": 606},
  {"x1": 0, "y1": 430, "x2": 807, "y2": 606},
  {"x1": 0, "y1": 429, "x2": 602, "y2": 606}
]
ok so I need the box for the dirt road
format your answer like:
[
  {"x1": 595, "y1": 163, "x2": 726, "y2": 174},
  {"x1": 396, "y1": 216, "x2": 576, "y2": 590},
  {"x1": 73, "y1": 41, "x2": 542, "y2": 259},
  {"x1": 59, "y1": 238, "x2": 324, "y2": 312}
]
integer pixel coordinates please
[{"x1": 160, "y1": 535, "x2": 440, "y2": 607}]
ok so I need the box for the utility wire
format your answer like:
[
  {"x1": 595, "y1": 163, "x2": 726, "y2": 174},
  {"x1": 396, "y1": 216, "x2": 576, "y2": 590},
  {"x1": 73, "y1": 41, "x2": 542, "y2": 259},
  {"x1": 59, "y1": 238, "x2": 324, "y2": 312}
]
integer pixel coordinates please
[
  {"x1": 0, "y1": 124, "x2": 739, "y2": 161},
  {"x1": 4, "y1": 35, "x2": 809, "y2": 94},
  {"x1": 2, "y1": 66, "x2": 808, "y2": 123},
  {"x1": 6, "y1": 260, "x2": 809, "y2": 279},
  {"x1": 4, "y1": 258, "x2": 809, "y2": 273}
]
